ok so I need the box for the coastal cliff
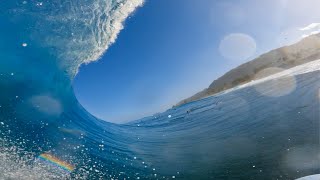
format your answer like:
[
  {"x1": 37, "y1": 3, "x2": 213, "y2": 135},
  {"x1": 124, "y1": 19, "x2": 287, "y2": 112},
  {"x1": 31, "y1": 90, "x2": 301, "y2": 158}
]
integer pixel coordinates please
[{"x1": 177, "y1": 33, "x2": 320, "y2": 106}]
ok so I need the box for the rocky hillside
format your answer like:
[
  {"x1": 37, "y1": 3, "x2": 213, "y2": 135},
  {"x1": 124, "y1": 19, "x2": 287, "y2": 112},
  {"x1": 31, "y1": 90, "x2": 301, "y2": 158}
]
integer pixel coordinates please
[{"x1": 177, "y1": 33, "x2": 320, "y2": 106}]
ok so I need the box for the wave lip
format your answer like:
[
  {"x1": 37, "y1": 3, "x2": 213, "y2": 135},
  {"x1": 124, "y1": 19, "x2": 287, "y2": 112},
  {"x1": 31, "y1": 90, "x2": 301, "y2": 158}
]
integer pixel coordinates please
[{"x1": 5, "y1": 0, "x2": 143, "y2": 77}]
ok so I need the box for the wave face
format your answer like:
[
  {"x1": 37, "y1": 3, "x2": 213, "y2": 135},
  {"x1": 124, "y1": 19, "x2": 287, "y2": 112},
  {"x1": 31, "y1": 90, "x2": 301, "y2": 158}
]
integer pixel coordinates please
[{"x1": 0, "y1": 1, "x2": 319, "y2": 179}]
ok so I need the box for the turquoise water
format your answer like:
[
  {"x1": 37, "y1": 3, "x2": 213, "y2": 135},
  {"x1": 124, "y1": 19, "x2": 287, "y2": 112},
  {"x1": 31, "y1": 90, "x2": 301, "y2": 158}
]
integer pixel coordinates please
[{"x1": 0, "y1": 1, "x2": 319, "y2": 179}]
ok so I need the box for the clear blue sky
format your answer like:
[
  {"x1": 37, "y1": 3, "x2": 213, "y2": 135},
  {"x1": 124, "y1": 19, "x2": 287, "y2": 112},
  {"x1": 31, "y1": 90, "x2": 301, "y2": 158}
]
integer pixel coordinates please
[{"x1": 73, "y1": 0, "x2": 320, "y2": 123}]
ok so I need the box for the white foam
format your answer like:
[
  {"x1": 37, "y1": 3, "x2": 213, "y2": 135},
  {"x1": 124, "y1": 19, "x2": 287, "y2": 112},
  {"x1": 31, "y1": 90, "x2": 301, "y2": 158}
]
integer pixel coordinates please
[{"x1": 0, "y1": 142, "x2": 87, "y2": 179}]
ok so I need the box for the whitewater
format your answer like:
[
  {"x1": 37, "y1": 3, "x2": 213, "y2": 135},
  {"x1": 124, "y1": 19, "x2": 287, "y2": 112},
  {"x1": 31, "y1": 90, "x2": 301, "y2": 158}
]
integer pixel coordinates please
[{"x1": 0, "y1": 0, "x2": 319, "y2": 179}]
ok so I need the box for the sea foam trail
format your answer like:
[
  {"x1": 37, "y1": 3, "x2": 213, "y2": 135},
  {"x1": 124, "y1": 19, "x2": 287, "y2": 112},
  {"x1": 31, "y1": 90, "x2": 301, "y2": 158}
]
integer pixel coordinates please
[{"x1": 236, "y1": 59, "x2": 320, "y2": 91}]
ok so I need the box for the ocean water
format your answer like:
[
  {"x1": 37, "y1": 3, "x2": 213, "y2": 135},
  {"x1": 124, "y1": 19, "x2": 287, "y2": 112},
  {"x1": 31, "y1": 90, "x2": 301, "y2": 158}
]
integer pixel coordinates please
[{"x1": 0, "y1": 1, "x2": 319, "y2": 179}]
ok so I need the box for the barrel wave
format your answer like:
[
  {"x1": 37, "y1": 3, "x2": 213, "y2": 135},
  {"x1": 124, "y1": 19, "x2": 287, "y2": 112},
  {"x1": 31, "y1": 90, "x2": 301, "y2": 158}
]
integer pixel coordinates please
[{"x1": 0, "y1": 1, "x2": 319, "y2": 179}]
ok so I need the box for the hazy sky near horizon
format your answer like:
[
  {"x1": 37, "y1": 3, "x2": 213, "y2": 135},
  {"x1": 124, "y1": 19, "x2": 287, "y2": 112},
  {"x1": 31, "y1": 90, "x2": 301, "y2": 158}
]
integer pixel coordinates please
[{"x1": 73, "y1": 0, "x2": 320, "y2": 123}]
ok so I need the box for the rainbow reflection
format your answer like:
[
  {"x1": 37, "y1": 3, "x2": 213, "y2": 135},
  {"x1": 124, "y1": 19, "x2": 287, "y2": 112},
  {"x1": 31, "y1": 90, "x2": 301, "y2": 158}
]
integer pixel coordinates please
[{"x1": 38, "y1": 153, "x2": 75, "y2": 172}]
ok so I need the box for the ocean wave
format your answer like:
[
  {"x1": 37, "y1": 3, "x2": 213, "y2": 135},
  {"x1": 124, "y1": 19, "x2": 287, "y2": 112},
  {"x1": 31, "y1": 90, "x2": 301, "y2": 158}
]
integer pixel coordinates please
[{"x1": 0, "y1": 1, "x2": 319, "y2": 179}]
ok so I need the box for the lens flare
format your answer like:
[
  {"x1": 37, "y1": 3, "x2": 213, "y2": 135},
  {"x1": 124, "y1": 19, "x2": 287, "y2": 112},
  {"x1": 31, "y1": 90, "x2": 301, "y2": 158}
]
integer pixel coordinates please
[{"x1": 219, "y1": 33, "x2": 256, "y2": 61}]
